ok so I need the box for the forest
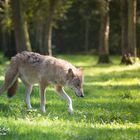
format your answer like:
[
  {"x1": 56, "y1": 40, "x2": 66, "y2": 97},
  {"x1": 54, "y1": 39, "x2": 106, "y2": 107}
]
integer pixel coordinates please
[{"x1": 0, "y1": 0, "x2": 140, "y2": 63}]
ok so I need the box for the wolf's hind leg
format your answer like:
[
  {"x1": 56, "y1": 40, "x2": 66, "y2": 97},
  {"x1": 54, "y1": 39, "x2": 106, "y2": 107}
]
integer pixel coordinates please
[
  {"x1": 24, "y1": 84, "x2": 33, "y2": 109},
  {"x1": 55, "y1": 85, "x2": 73, "y2": 114}
]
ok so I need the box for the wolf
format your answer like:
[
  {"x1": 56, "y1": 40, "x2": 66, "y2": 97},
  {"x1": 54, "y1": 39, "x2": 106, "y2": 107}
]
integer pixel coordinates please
[{"x1": 0, "y1": 51, "x2": 84, "y2": 114}]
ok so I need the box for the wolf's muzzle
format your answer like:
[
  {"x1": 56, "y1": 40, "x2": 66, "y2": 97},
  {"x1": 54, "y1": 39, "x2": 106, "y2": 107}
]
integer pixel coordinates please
[{"x1": 75, "y1": 92, "x2": 84, "y2": 98}]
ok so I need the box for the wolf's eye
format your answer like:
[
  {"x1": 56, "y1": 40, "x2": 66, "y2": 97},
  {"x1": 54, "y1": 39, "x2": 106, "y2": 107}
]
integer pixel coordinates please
[{"x1": 77, "y1": 83, "x2": 80, "y2": 87}]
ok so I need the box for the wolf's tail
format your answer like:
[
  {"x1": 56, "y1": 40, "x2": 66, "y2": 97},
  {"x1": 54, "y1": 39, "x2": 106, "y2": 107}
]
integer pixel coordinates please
[
  {"x1": 0, "y1": 56, "x2": 18, "y2": 98},
  {"x1": 7, "y1": 79, "x2": 18, "y2": 98}
]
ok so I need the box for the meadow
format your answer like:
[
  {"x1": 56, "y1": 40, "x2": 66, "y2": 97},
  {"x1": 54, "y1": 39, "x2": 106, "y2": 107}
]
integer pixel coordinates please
[{"x1": 0, "y1": 54, "x2": 140, "y2": 140}]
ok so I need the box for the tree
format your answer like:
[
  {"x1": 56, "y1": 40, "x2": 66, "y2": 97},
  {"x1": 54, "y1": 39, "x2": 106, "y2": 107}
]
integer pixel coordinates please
[
  {"x1": 45, "y1": 0, "x2": 59, "y2": 56},
  {"x1": 11, "y1": 0, "x2": 31, "y2": 52},
  {"x1": 120, "y1": 0, "x2": 128, "y2": 56},
  {"x1": 120, "y1": 0, "x2": 137, "y2": 64},
  {"x1": 128, "y1": 0, "x2": 137, "y2": 57},
  {"x1": 98, "y1": 0, "x2": 111, "y2": 63}
]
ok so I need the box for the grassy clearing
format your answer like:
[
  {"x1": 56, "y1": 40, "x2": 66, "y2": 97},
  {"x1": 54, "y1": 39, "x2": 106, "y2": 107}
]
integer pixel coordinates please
[{"x1": 0, "y1": 54, "x2": 140, "y2": 140}]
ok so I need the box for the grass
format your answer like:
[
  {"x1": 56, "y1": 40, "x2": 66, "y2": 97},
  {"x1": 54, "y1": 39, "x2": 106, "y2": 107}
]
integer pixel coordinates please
[{"x1": 0, "y1": 54, "x2": 140, "y2": 140}]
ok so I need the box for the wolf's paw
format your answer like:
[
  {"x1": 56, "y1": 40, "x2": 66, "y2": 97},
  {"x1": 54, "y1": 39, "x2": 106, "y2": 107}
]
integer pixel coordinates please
[
  {"x1": 42, "y1": 109, "x2": 46, "y2": 113},
  {"x1": 26, "y1": 104, "x2": 32, "y2": 110},
  {"x1": 68, "y1": 108, "x2": 74, "y2": 114},
  {"x1": 27, "y1": 108, "x2": 37, "y2": 112},
  {"x1": 41, "y1": 106, "x2": 46, "y2": 113}
]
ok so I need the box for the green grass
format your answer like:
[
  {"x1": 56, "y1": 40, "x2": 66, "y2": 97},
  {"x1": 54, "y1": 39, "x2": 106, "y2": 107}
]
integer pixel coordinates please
[{"x1": 0, "y1": 54, "x2": 140, "y2": 140}]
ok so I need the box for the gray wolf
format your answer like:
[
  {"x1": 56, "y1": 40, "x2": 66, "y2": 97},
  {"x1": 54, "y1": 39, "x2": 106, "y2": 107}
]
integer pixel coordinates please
[{"x1": 0, "y1": 51, "x2": 84, "y2": 114}]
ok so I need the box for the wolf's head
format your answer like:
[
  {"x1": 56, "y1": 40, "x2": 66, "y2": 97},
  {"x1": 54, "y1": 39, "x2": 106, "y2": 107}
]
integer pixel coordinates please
[{"x1": 66, "y1": 68, "x2": 84, "y2": 97}]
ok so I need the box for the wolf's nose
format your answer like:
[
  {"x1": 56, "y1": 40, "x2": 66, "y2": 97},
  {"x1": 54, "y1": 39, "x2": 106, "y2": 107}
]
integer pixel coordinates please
[{"x1": 80, "y1": 94, "x2": 84, "y2": 98}]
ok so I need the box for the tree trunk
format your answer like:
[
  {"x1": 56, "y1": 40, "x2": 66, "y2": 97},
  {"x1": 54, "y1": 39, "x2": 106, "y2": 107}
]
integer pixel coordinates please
[
  {"x1": 98, "y1": 0, "x2": 110, "y2": 63},
  {"x1": 34, "y1": 19, "x2": 45, "y2": 54},
  {"x1": 120, "y1": 0, "x2": 137, "y2": 64},
  {"x1": 24, "y1": 21, "x2": 31, "y2": 51},
  {"x1": 46, "y1": 16, "x2": 53, "y2": 56},
  {"x1": 128, "y1": 0, "x2": 137, "y2": 57},
  {"x1": 44, "y1": 0, "x2": 58, "y2": 56},
  {"x1": 84, "y1": 17, "x2": 90, "y2": 52},
  {"x1": 11, "y1": 0, "x2": 31, "y2": 52},
  {"x1": 121, "y1": 0, "x2": 128, "y2": 56},
  {"x1": 120, "y1": 0, "x2": 129, "y2": 64}
]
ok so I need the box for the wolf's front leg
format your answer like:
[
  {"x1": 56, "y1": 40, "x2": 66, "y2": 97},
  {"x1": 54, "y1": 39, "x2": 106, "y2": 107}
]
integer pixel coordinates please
[
  {"x1": 55, "y1": 85, "x2": 73, "y2": 114},
  {"x1": 39, "y1": 84, "x2": 47, "y2": 113},
  {"x1": 25, "y1": 85, "x2": 33, "y2": 110}
]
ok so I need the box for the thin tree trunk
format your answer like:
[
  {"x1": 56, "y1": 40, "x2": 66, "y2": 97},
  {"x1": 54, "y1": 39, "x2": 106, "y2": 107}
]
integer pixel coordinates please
[
  {"x1": 128, "y1": 0, "x2": 137, "y2": 57},
  {"x1": 84, "y1": 17, "x2": 90, "y2": 52},
  {"x1": 121, "y1": 0, "x2": 128, "y2": 56},
  {"x1": 35, "y1": 19, "x2": 45, "y2": 54},
  {"x1": 24, "y1": 21, "x2": 31, "y2": 51},
  {"x1": 43, "y1": 17, "x2": 53, "y2": 56},
  {"x1": 98, "y1": 0, "x2": 110, "y2": 63},
  {"x1": 44, "y1": 0, "x2": 58, "y2": 56},
  {"x1": 11, "y1": 0, "x2": 31, "y2": 52},
  {"x1": 45, "y1": 13, "x2": 53, "y2": 56}
]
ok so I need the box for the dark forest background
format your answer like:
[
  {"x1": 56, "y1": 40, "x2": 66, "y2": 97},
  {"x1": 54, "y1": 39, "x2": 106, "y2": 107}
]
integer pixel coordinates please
[{"x1": 0, "y1": 0, "x2": 140, "y2": 63}]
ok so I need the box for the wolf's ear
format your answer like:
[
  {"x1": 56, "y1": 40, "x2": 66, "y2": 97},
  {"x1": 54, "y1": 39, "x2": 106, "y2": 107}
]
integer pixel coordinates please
[{"x1": 67, "y1": 68, "x2": 74, "y2": 79}]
